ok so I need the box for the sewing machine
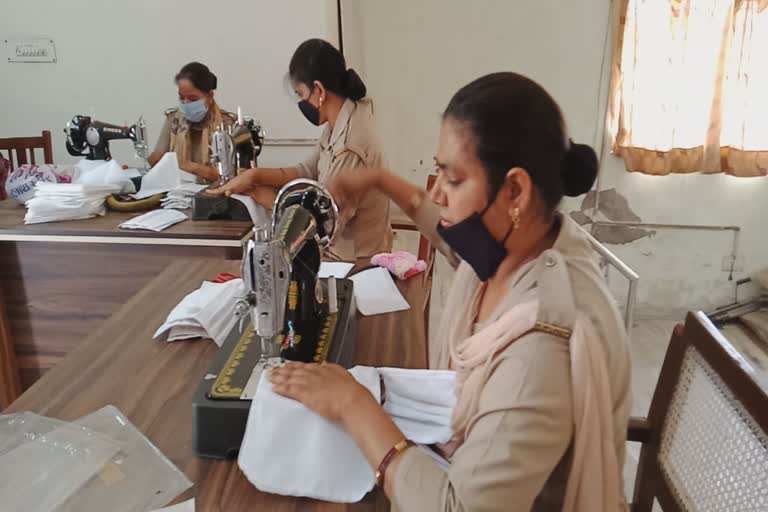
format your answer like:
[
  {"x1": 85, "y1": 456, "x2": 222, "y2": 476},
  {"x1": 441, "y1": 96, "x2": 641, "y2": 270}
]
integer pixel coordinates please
[
  {"x1": 192, "y1": 179, "x2": 357, "y2": 459},
  {"x1": 64, "y1": 115, "x2": 150, "y2": 171},
  {"x1": 191, "y1": 116, "x2": 265, "y2": 221}
]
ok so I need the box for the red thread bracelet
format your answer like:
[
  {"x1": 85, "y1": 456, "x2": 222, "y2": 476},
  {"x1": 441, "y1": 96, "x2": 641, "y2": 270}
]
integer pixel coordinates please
[{"x1": 375, "y1": 439, "x2": 414, "y2": 488}]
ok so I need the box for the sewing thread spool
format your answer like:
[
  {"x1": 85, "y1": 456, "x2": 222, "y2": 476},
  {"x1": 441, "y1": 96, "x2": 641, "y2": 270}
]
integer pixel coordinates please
[{"x1": 328, "y1": 277, "x2": 338, "y2": 314}]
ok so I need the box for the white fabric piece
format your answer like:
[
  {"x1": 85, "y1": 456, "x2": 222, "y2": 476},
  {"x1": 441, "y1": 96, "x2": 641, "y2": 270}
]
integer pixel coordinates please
[
  {"x1": 379, "y1": 367, "x2": 456, "y2": 444},
  {"x1": 318, "y1": 262, "x2": 355, "y2": 279},
  {"x1": 75, "y1": 159, "x2": 135, "y2": 193},
  {"x1": 74, "y1": 158, "x2": 107, "y2": 178},
  {"x1": 119, "y1": 209, "x2": 188, "y2": 232},
  {"x1": 238, "y1": 366, "x2": 381, "y2": 503},
  {"x1": 161, "y1": 183, "x2": 208, "y2": 211},
  {"x1": 231, "y1": 193, "x2": 270, "y2": 226},
  {"x1": 133, "y1": 153, "x2": 195, "y2": 199},
  {"x1": 154, "y1": 278, "x2": 244, "y2": 347},
  {"x1": 349, "y1": 267, "x2": 410, "y2": 316},
  {"x1": 24, "y1": 183, "x2": 120, "y2": 224}
]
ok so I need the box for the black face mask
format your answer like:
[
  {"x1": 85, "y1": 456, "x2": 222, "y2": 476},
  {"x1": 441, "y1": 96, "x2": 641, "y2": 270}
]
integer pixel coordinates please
[
  {"x1": 436, "y1": 201, "x2": 514, "y2": 281},
  {"x1": 298, "y1": 100, "x2": 321, "y2": 126}
]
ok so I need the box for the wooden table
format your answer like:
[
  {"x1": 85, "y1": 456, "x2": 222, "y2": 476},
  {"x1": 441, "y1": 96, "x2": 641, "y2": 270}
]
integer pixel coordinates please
[
  {"x1": 7, "y1": 258, "x2": 427, "y2": 510},
  {"x1": 0, "y1": 200, "x2": 252, "y2": 401}
]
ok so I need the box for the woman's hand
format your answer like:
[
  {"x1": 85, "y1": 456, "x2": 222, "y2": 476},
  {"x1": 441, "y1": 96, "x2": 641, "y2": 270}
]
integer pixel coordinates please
[
  {"x1": 327, "y1": 169, "x2": 382, "y2": 210},
  {"x1": 179, "y1": 160, "x2": 218, "y2": 183},
  {"x1": 249, "y1": 186, "x2": 277, "y2": 209},
  {"x1": 269, "y1": 362, "x2": 372, "y2": 423},
  {"x1": 208, "y1": 169, "x2": 259, "y2": 196}
]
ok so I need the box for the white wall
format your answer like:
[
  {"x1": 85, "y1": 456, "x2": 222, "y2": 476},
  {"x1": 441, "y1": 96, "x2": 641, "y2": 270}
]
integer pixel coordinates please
[
  {"x1": 1, "y1": 0, "x2": 339, "y2": 167},
  {"x1": 344, "y1": 0, "x2": 767, "y2": 311}
]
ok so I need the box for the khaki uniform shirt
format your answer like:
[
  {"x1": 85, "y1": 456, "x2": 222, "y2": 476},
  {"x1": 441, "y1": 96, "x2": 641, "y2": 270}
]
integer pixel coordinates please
[
  {"x1": 296, "y1": 98, "x2": 393, "y2": 261},
  {"x1": 391, "y1": 202, "x2": 632, "y2": 512}
]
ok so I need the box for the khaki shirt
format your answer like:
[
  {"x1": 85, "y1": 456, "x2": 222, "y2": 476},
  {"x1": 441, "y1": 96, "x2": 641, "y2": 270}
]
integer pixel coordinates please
[
  {"x1": 153, "y1": 107, "x2": 236, "y2": 165},
  {"x1": 392, "y1": 202, "x2": 632, "y2": 512},
  {"x1": 296, "y1": 98, "x2": 393, "y2": 261}
]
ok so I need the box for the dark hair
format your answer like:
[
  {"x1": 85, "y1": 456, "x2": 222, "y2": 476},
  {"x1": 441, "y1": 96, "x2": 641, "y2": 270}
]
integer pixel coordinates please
[
  {"x1": 443, "y1": 72, "x2": 598, "y2": 211},
  {"x1": 175, "y1": 62, "x2": 217, "y2": 93},
  {"x1": 289, "y1": 39, "x2": 367, "y2": 101}
]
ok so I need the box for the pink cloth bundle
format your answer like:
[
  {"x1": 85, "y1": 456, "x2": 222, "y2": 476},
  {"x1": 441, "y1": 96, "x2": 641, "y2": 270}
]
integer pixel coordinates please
[{"x1": 371, "y1": 251, "x2": 427, "y2": 280}]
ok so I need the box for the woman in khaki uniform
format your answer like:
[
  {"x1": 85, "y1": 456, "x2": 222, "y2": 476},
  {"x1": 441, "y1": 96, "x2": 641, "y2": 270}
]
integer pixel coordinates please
[
  {"x1": 211, "y1": 39, "x2": 393, "y2": 262},
  {"x1": 147, "y1": 62, "x2": 236, "y2": 183},
  {"x1": 270, "y1": 73, "x2": 632, "y2": 511}
]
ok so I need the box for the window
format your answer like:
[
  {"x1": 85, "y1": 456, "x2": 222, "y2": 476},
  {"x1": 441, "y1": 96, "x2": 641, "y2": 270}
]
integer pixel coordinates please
[{"x1": 608, "y1": 0, "x2": 768, "y2": 176}]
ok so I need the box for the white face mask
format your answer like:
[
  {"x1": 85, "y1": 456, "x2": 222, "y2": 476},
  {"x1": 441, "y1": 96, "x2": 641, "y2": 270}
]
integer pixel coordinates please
[{"x1": 179, "y1": 98, "x2": 208, "y2": 122}]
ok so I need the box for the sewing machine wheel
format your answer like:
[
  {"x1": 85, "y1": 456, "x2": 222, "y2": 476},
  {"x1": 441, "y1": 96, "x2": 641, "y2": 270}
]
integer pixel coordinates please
[{"x1": 272, "y1": 179, "x2": 339, "y2": 247}]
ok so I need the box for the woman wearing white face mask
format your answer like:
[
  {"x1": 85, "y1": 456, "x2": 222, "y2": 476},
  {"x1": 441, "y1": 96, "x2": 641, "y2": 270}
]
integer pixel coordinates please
[{"x1": 148, "y1": 62, "x2": 236, "y2": 183}]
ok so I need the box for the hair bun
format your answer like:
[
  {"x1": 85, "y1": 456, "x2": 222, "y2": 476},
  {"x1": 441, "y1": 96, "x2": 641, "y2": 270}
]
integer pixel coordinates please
[
  {"x1": 562, "y1": 141, "x2": 598, "y2": 197},
  {"x1": 343, "y1": 68, "x2": 367, "y2": 101}
]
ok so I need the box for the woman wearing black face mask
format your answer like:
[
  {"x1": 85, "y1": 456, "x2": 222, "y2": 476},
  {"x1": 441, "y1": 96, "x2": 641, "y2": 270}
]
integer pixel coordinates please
[
  {"x1": 268, "y1": 73, "x2": 632, "y2": 511},
  {"x1": 210, "y1": 38, "x2": 392, "y2": 262}
]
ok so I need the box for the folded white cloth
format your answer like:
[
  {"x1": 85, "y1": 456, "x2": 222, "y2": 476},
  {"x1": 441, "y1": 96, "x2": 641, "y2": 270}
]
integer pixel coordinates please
[
  {"x1": 349, "y1": 267, "x2": 410, "y2": 316},
  {"x1": 24, "y1": 183, "x2": 121, "y2": 224},
  {"x1": 161, "y1": 183, "x2": 208, "y2": 210},
  {"x1": 238, "y1": 366, "x2": 381, "y2": 503},
  {"x1": 380, "y1": 367, "x2": 456, "y2": 444},
  {"x1": 134, "y1": 153, "x2": 195, "y2": 199},
  {"x1": 119, "y1": 209, "x2": 188, "y2": 232},
  {"x1": 154, "y1": 278, "x2": 244, "y2": 347},
  {"x1": 237, "y1": 366, "x2": 457, "y2": 502}
]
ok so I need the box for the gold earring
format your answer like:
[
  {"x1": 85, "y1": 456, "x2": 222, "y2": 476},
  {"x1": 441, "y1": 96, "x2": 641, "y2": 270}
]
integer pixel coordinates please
[{"x1": 510, "y1": 207, "x2": 520, "y2": 231}]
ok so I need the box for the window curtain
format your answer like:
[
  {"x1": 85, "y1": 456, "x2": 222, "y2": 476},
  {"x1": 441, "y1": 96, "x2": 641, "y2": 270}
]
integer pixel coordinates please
[{"x1": 608, "y1": 0, "x2": 768, "y2": 176}]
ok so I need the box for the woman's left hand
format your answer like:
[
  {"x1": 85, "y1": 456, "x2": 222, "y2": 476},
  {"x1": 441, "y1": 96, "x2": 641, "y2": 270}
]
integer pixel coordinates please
[{"x1": 269, "y1": 362, "x2": 370, "y2": 422}]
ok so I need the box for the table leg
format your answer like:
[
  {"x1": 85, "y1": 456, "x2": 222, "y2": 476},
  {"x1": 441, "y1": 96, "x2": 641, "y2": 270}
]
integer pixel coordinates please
[{"x1": 0, "y1": 287, "x2": 21, "y2": 408}]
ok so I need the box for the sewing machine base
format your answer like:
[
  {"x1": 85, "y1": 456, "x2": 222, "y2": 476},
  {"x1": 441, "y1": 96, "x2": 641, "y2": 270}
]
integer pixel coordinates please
[
  {"x1": 192, "y1": 278, "x2": 357, "y2": 459},
  {"x1": 192, "y1": 191, "x2": 252, "y2": 221}
]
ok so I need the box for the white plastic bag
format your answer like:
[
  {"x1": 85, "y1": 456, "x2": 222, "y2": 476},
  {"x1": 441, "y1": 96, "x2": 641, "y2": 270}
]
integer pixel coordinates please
[
  {"x1": 56, "y1": 405, "x2": 193, "y2": 512},
  {"x1": 5, "y1": 164, "x2": 73, "y2": 205},
  {"x1": 0, "y1": 412, "x2": 122, "y2": 512}
]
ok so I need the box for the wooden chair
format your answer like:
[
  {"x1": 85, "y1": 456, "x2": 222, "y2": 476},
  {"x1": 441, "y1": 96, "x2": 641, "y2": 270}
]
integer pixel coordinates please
[
  {"x1": 627, "y1": 311, "x2": 768, "y2": 510},
  {"x1": 390, "y1": 175, "x2": 438, "y2": 359},
  {"x1": 0, "y1": 130, "x2": 54, "y2": 170}
]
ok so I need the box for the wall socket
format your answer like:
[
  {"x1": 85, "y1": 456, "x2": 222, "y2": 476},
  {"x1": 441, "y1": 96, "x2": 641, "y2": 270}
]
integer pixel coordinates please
[{"x1": 721, "y1": 254, "x2": 744, "y2": 273}]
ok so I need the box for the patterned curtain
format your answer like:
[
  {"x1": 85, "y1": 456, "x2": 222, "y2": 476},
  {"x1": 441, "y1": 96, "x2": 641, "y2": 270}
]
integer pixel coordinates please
[{"x1": 608, "y1": 0, "x2": 768, "y2": 176}]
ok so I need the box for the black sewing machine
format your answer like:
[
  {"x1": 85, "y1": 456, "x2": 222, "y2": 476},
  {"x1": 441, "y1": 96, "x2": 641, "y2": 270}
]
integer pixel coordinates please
[
  {"x1": 192, "y1": 180, "x2": 357, "y2": 459},
  {"x1": 64, "y1": 115, "x2": 149, "y2": 170},
  {"x1": 191, "y1": 117, "x2": 265, "y2": 221}
]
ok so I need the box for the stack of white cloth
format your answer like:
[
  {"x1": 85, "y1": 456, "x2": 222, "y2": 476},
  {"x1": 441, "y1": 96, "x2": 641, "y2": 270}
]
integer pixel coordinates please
[
  {"x1": 119, "y1": 209, "x2": 188, "y2": 232},
  {"x1": 24, "y1": 182, "x2": 121, "y2": 224},
  {"x1": 161, "y1": 183, "x2": 208, "y2": 210},
  {"x1": 154, "y1": 278, "x2": 245, "y2": 347},
  {"x1": 238, "y1": 366, "x2": 456, "y2": 502}
]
